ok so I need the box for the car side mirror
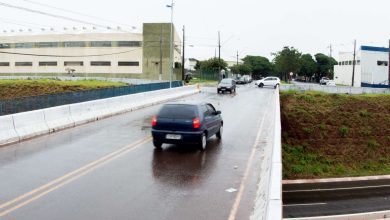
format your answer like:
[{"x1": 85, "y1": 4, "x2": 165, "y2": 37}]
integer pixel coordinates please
[{"x1": 215, "y1": 110, "x2": 221, "y2": 115}]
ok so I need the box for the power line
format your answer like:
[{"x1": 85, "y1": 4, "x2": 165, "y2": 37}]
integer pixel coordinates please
[
  {"x1": 0, "y1": 1, "x2": 129, "y2": 32},
  {"x1": 20, "y1": 0, "x2": 138, "y2": 30}
]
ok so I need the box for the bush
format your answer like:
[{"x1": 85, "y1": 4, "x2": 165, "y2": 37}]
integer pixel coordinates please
[
  {"x1": 367, "y1": 139, "x2": 380, "y2": 149},
  {"x1": 339, "y1": 126, "x2": 349, "y2": 137},
  {"x1": 359, "y1": 109, "x2": 371, "y2": 117},
  {"x1": 302, "y1": 127, "x2": 314, "y2": 134}
]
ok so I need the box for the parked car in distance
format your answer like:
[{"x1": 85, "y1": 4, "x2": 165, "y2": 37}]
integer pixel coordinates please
[
  {"x1": 151, "y1": 102, "x2": 223, "y2": 151},
  {"x1": 320, "y1": 77, "x2": 331, "y2": 85},
  {"x1": 256, "y1": 76, "x2": 280, "y2": 89},
  {"x1": 218, "y1": 78, "x2": 236, "y2": 93},
  {"x1": 326, "y1": 80, "x2": 336, "y2": 86},
  {"x1": 236, "y1": 76, "x2": 247, "y2": 84}
]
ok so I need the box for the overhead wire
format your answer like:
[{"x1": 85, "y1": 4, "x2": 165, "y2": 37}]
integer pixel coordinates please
[
  {"x1": 0, "y1": 1, "x2": 131, "y2": 33},
  {"x1": 19, "y1": 0, "x2": 138, "y2": 30}
]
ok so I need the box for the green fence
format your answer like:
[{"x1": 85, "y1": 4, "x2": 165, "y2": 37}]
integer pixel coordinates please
[
  {"x1": 0, "y1": 81, "x2": 183, "y2": 116},
  {"x1": 191, "y1": 70, "x2": 230, "y2": 81}
]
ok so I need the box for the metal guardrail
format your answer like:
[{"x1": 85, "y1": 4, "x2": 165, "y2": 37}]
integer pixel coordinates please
[{"x1": 0, "y1": 81, "x2": 183, "y2": 116}]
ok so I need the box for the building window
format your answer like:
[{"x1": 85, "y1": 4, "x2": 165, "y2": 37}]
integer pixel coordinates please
[
  {"x1": 377, "y1": 61, "x2": 388, "y2": 66},
  {"x1": 64, "y1": 41, "x2": 86, "y2": 47},
  {"x1": 39, "y1": 61, "x2": 57, "y2": 66},
  {"x1": 15, "y1": 62, "x2": 33, "y2": 66},
  {"x1": 0, "y1": 43, "x2": 11, "y2": 49},
  {"x1": 15, "y1": 43, "x2": 34, "y2": 48},
  {"x1": 91, "y1": 61, "x2": 111, "y2": 66},
  {"x1": 118, "y1": 61, "x2": 139, "y2": 66},
  {"x1": 90, "y1": 41, "x2": 112, "y2": 47},
  {"x1": 64, "y1": 61, "x2": 83, "y2": 66},
  {"x1": 37, "y1": 42, "x2": 59, "y2": 48},
  {"x1": 348, "y1": 61, "x2": 352, "y2": 65},
  {"x1": 357, "y1": 60, "x2": 360, "y2": 65},
  {"x1": 117, "y1": 41, "x2": 142, "y2": 47},
  {"x1": 0, "y1": 62, "x2": 10, "y2": 66}
]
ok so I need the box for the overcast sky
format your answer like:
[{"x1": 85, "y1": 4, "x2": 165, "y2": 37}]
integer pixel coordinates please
[{"x1": 0, "y1": 0, "x2": 389, "y2": 61}]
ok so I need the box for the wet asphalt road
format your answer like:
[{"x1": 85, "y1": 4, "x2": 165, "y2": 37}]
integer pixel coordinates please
[
  {"x1": 0, "y1": 84, "x2": 277, "y2": 220},
  {"x1": 283, "y1": 179, "x2": 390, "y2": 218}
]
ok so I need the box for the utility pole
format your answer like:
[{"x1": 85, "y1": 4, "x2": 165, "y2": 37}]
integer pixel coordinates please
[
  {"x1": 167, "y1": 0, "x2": 174, "y2": 88},
  {"x1": 181, "y1": 25, "x2": 185, "y2": 81},
  {"x1": 218, "y1": 31, "x2": 221, "y2": 81},
  {"x1": 159, "y1": 25, "x2": 163, "y2": 81},
  {"x1": 351, "y1": 39, "x2": 356, "y2": 87},
  {"x1": 236, "y1": 51, "x2": 239, "y2": 65},
  {"x1": 388, "y1": 39, "x2": 390, "y2": 89},
  {"x1": 329, "y1": 44, "x2": 333, "y2": 58}
]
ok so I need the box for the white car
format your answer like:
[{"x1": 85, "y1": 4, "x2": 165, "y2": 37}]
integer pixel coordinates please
[
  {"x1": 326, "y1": 80, "x2": 336, "y2": 86},
  {"x1": 256, "y1": 77, "x2": 280, "y2": 89},
  {"x1": 320, "y1": 77, "x2": 331, "y2": 85}
]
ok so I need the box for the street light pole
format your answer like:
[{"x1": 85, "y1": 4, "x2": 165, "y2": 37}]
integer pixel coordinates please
[{"x1": 167, "y1": 0, "x2": 174, "y2": 88}]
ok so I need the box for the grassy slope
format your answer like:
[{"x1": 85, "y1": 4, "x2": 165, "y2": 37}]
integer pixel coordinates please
[
  {"x1": 281, "y1": 91, "x2": 390, "y2": 179},
  {"x1": 0, "y1": 79, "x2": 128, "y2": 100}
]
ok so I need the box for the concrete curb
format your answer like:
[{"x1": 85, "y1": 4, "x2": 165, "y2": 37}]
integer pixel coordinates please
[
  {"x1": 251, "y1": 89, "x2": 283, "y2": 220},
  {"x1": 284, "y1": 210, "x2": 390, "y2": 220},
  {"x1": 283, "y1": 175, "x2": 390, "y2": 184},
  {"x1": 0, "y1": 85, "x2": 200, "y2": 146}
]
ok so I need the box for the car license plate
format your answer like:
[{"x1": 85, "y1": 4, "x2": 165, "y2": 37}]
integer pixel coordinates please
[
  {"x1": 221, "y1": 88, "x2": 226, "y2": 91},
  {"x1": 166, "y1": 134, "x2": 182, "y2": 140}
]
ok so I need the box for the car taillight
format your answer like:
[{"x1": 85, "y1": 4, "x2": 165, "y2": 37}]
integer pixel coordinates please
[
  {"x1": 152, "y1": 115, "x2": 157, "y2": 127},
  {"x1": 193, "y1": 117, "x2": 200, "y2": 129}
]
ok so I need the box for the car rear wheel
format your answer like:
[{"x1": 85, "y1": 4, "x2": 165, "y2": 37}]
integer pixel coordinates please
[
  {"x1": 199, "y1": 133, "x2": 207, "y2": 151},
  {"x1": 216, "y1": 125, "x2": 223, "y2": 139},
  {"x1": 274, "y1": 84, "x2": 279, "y2": 89},
  {"x1": 153, "y1": 140, "x2": 162, "y2": 149}
]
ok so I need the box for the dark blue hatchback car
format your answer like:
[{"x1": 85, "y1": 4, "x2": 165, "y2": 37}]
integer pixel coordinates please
[{"x1": 151, "y1": 102, "x2": 223, "y2": 150}]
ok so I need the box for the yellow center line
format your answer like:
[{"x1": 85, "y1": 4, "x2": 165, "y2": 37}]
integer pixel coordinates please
[{"x1": 0, "y1": 136, "x2": 152, "y2": 217}]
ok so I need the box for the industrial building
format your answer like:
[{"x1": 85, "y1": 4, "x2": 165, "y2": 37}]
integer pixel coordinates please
[
  {"x1": 0, "y1": 23, "x2": 182, "y2": 80},
  {"x1": 334, "y1": 45, "x2": 389, "y2": 88}
]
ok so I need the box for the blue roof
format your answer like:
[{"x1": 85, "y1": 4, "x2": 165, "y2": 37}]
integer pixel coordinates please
[{"x1": 361, "y1": 45, "x2": 389, "y2": 53}]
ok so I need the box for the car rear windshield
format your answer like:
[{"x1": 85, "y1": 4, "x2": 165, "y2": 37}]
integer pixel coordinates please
[
  {"x1": 158, "y1": 104, "x2": 198, "y2": 119},
  {"x1": 220, "y1": 79, "x2": 232, "y2": 84}
]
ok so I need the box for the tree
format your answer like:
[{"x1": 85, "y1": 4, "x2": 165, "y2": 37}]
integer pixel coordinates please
[
  {"x1": 230, "y1": 64, "x2": 252, "y2": 75},
  {"x1": 314, "y1": 53, "x2": 338, "y2": 81},
  {"x1": 242, "y1": 56, "x2": 273, "y2": 78},
  {"x1": 298, "y1": 54, "x2": 317, "y2": 81},
  {"x1": 273, "y1": 47, "x2": 302, "y2": 81},
  {"x1": 196, "y1": 57, "x2": 228, "y2": 73}
]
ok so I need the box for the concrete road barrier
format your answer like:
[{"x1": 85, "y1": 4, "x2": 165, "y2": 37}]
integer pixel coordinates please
[
  {"x1": 13, "y1": 109, "x2": 49, "y2": 140},
  {"x1": 0, "y1": 115, "x2": 19, "y2": 145},
  {"x1": 44, "y1": 105, "x2": 74, "y2": 133},
  {"x1": 0, "y1": 85, "x2": 200, "y2": 146},
  {"x1": 70, "y1": 100, "x2": 100, "y2": 126}
]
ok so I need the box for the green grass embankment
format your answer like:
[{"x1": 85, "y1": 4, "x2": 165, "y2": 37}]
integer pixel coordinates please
[
  {"x1": 0, "y1": 79, "x2": 128, "y2": 100},
  {"x1": 281, "y1": 91, "x2": 390, "y2": 179}
]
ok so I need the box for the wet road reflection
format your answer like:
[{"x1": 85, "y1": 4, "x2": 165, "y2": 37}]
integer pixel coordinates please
[{"x1": 151, "y1": 138, "x2": 222, "y2": 188}]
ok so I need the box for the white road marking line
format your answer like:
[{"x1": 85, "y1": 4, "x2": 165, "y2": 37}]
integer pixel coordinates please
[
  {"x1": 284, "y1": 184, "x2": 390, "y2": 193},
  {"x1": 283, "y1": 203, "x2": 327, "y2": 207},
  {"x1": 227, "y1": 96, "x2": 269, "y2": 220}
]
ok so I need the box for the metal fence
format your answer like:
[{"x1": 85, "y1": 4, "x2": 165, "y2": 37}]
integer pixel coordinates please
[
  {"x1": 0, "y1": 81, "x2": 183, "y2": 116},
  {"x1": 191, "y1": 70, "x2": 231, "y2": 81}
]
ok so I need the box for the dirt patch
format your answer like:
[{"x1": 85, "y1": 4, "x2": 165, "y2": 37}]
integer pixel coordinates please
[{"x1": 281, "y1": 91, "x2": 390, "y2": 179}]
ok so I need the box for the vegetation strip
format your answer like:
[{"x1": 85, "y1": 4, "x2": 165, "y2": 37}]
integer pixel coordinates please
[
  {"x1": 0, "y1": 79, "x2": 128, "y2": 100},
  {"x1": 281, "y1": 91, "x2": 390, "y2": 179}
]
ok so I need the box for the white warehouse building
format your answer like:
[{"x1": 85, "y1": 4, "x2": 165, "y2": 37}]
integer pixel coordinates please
[
  {"x1": 0, "y1": 23, "x2": 182, "y2": 80},
  {"x1": 334, "y1": 46, "x2": 389, "y2": 88}
]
